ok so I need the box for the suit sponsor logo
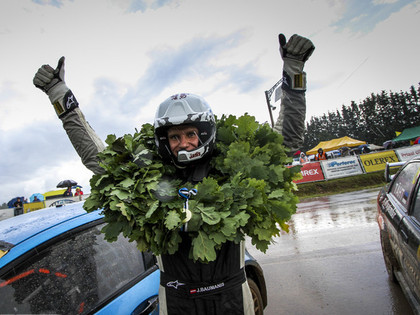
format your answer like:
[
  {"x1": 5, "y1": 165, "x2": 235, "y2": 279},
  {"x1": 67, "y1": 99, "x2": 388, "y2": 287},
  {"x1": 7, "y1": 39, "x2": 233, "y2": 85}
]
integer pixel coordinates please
[
  {"x1": 66, "y1": 94, "x2": 77, "y2": 110},
  {"x1": 189, "y1": 152, "x2": 201, "y2": 159},
  {"x1": 190, "y1": 282, "x2": 225, "y2": 294},
  {"x1": 166, "y1": 280, "x2": 185, "y2": 289}
]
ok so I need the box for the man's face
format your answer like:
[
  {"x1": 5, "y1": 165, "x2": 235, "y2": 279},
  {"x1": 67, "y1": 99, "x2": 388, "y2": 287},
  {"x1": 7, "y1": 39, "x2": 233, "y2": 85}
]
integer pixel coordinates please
[{"x1": 167, "y1": 125, "x2": 199, "y2": 157}]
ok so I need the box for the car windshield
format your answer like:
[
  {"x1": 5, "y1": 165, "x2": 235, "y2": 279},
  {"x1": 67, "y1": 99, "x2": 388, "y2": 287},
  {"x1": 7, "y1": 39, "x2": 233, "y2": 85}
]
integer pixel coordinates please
[{"x1": 0, "y1": 222, "x2": 152, "y2": 314}]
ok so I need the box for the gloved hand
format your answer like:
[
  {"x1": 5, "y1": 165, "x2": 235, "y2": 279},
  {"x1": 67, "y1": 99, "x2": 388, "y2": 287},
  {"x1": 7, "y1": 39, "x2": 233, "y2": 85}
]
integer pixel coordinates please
[
  {"x1": 279, "y1": 34, "x2": 315, "y2": 91},
  {"x1": 33, "y1": 56, "x2": 78, "y2": 118}
]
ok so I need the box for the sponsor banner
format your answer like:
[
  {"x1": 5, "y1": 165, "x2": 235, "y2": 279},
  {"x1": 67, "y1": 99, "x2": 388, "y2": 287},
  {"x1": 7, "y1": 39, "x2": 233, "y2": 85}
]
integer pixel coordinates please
[
  {"x1": 359, "y1": 150, "x2": 400, "y2": 173},
  {"x1": 321, "y1": 156, "x2": 363, "y2": 179},
  {"x1": 395, "y1": 145, "x2": 420, "y2": 161},
  {"x1": 23, "y1": 201, "x2": 45, "y2": 213},
  {"x1": 292, "y1": 162, "x2": 325, "y2": 184}
]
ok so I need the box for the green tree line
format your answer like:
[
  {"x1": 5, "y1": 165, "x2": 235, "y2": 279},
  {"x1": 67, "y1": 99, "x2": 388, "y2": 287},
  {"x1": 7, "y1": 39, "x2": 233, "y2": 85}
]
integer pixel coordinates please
[{"x1": 302, "y1": 83, "x2": 420, "y2": 151}]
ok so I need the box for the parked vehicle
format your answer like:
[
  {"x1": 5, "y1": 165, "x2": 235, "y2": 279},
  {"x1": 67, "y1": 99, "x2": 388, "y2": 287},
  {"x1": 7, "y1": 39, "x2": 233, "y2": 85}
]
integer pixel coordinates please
[
  {"x1": 326, "y1": 149, "x2": 341, "y2": 159},
  {"x1": 0, "y1": 202, "x2": 267, "y2": 314},
  {"x1": 377, "y1": 158, "x2": 420, "y2": 314}
]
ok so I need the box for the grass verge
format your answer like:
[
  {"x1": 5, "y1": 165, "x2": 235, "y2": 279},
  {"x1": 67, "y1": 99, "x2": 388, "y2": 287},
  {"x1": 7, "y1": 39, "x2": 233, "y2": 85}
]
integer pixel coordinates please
[{"x1": 295, "y1": 171, "x2": 387, "y2": 199}]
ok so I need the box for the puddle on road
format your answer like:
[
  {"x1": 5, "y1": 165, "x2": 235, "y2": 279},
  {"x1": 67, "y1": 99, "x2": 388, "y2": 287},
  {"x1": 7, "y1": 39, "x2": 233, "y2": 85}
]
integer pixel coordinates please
[
  {"x1": 288, "y1": 188, "x2": 380, "y2": 235},
  {"x1": 246, "y1": 188, "x2": 382, "y2": 259}
]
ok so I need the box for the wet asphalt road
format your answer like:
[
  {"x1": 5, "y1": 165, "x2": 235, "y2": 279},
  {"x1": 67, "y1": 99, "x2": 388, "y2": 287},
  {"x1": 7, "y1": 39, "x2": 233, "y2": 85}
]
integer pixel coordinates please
[{"x1": 246, "y1": 188, "x2": 414, "y2": 315}]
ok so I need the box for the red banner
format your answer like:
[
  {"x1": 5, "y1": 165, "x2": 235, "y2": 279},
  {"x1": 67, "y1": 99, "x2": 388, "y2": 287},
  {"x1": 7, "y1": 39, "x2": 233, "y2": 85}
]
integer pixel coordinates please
[{"x1": 292, "y1": 162, "x2": 325, "y2": 184}]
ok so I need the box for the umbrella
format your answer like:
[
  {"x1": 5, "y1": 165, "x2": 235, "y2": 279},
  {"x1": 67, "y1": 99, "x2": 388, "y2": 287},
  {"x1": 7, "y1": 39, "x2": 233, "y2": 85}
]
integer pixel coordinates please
[
  {"x1": 72, "y1": 185, "x2": 83, "y2": 189},
  {"x1": 57, "y1": 179, "x2": 78, "y2": 188},
  {"x1": 7, "y1": 196, "x2": 25, "y2": 208},
  {"x1": 30, "y1": 193, "x2": 45, "y2": 202}
]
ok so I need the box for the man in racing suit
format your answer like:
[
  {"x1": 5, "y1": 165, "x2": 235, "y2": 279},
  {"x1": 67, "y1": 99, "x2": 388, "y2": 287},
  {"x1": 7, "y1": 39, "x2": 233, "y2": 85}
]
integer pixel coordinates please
[{"x1": 33, "y1": 33, "x2": 314, "y2": 314}]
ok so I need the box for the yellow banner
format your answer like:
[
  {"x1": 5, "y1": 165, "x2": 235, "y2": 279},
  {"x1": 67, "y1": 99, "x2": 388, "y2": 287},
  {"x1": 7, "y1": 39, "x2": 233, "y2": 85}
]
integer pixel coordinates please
[
  {"x1": 24, "y1": 201, "x2": 46, "y2": 213},
  {"x1": 43, "y1": 189, "x2": 66, "y2": 198},
  {"x1": 359, "y1": 150, "x2": 400, "y2": 173}
]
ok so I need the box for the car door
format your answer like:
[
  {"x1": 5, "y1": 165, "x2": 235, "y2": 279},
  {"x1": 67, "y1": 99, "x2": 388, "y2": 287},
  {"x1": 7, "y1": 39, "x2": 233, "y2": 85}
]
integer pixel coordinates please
[
  {"x1": 399, "y1": 167, "x2": 420, "y2": 306},
  {"x1": 384, "y1": 162, "x2": 418, "y2": 244},
  {"x1": 0, "y1": 220, "x2": 159, "y2": 314}
]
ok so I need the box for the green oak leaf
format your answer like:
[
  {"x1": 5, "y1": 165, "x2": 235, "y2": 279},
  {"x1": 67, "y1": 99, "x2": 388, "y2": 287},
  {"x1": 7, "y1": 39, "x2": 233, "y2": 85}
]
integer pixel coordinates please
[
  {"x1": 197, "y1": 205, "x2": 221, "y2": 225},
  {"x1": 119, "y1": 178, "x2": 135, "y2": 188},
  {"x1": 191, "y1": 231, "x2": 217, "y2": 263},
  {"x1": 145, "y1": 200, "x2": 159, "y2": 219},
  {"x1": 165, "y1": 210, "x2": 182, "y2": 230}
]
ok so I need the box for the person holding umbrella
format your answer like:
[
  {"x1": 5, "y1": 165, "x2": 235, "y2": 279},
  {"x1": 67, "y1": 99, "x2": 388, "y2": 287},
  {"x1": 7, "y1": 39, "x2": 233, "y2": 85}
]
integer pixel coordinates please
[
  {"x1": 63, "y1": 187, "x2": 73, "y2": 197},
  {"x1": 13, "y1": 197, "x2": 23, "y2": 208},
  {"x1": 57, "y1": 180, "x2": 77, "y2": 197},
  {"x1": 30, "y1": 193, "x2": 44, "y2": 202},
  {"x1": 13, "y1": 197, "x2": 23, "y2": 216}
]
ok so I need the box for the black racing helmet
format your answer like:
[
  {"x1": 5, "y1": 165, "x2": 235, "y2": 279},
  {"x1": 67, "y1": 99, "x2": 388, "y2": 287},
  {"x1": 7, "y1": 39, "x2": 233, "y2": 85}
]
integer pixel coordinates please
[{"x1": 154, "y1": 93, "x2": 216, "y2": 167}]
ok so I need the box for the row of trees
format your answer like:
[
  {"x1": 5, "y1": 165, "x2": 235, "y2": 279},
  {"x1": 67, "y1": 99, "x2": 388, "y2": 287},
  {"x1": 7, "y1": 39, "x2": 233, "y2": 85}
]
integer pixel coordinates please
[{"x1": 302, "y1": 84, "x2": 420, "y2": 151}]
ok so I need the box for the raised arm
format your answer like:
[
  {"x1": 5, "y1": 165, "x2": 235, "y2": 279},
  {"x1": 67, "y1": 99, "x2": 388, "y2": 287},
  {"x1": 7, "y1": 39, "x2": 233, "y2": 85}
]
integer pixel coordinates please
[
  {"x1": 33, "y1": 57, "x2": 105, "y2": 174},
  {"x1": 273, "y1": 34, "x2": 315, "y2": 154}
]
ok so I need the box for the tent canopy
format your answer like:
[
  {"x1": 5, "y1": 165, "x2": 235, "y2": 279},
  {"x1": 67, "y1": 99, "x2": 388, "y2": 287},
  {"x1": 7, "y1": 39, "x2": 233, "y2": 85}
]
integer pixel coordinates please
[
  {"x1": 392, "y1": 125, "x2": 420, "y2": 142},
  {"x1": 306, "y1": 136, "x2": 366, "y2": 155}
]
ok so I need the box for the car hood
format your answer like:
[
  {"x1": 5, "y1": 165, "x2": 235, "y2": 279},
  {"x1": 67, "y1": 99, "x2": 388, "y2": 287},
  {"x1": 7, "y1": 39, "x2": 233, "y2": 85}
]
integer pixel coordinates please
[{"x1": 0, "y1": 202, "x2": 90, "y2": 246}]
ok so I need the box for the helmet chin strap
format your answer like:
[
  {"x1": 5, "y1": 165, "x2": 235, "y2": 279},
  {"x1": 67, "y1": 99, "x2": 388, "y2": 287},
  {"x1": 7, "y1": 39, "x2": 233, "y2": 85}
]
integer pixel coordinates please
[
  {"x1": 177, "y1": 128, "x2": 216, "y2": 164},
  {"x1": 177, "y1": 145, "x2": 207, "y2": 163}
]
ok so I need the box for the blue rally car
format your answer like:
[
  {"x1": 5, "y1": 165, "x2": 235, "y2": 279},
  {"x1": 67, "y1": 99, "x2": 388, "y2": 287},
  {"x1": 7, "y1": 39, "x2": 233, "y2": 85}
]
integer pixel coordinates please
[{"x1": 0, "y1": 202, "x2": 267, "y2": 314}]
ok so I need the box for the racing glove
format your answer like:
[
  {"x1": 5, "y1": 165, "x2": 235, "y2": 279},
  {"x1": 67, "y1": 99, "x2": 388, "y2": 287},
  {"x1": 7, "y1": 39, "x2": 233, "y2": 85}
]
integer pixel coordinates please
[
  {"x1": 33, "y1": 56, "x2": 79, "y2": 118},
  {"x1": 279, "y1": 34, "x2": 315, "y2": 91}
]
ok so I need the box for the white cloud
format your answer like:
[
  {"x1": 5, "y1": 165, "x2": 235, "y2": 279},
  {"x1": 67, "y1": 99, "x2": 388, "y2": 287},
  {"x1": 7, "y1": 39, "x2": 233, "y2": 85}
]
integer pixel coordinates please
[{"x1": 373, "y1": 0, "x2": 398, "y2": 4}]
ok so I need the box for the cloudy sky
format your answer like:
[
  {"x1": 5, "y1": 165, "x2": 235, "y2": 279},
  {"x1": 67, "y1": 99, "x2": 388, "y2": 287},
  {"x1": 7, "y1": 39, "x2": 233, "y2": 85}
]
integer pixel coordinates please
[{"x1": 1, "y1": 0, "x2": 419, "y2": 204}]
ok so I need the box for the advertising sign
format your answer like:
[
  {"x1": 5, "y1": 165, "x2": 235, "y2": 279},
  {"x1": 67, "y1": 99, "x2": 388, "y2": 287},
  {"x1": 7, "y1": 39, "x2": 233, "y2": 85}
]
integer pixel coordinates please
[
  {"x1": 395, "y1": 145, "x2": 420, "y2": 161},
  {"x1": 293, "y1": 162, "x2": 324, "y2": 184},
  {"x1": 359, "y1": 150, "x2": 399, "y2": 173},
  {"x1": 321, "y1": 156, "x2": 363, "y2": 179},
  {"x1": 23, "y1": 201, "x2": 45, "y2": 213}
]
